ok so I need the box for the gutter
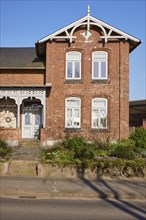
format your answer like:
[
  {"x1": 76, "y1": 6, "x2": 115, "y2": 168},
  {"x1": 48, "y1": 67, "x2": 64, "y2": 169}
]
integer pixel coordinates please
[
  {"x1": 0, "y1": 67, "x2": 45, "y2": 70},
  {"x1": 0, "y1": 84, "x2": 52, "y2": 88}
]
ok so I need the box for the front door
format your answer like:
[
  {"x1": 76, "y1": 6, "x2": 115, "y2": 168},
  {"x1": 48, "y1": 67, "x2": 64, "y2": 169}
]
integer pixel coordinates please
[{"x1": 22, "y1": 102, "x2": 42, "y2": 139}]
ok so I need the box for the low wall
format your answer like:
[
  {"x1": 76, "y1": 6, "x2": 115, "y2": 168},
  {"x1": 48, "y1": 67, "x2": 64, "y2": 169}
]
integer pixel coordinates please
[
  {"x1": 1, "y1": 162, "x2": 145, "y2": 179},
  {"x1": 0, "y1": 128, "x2": 21, "y2": 146},
  {"x1": 37, "y1": 164, "x2": 145, "y2": 179}
]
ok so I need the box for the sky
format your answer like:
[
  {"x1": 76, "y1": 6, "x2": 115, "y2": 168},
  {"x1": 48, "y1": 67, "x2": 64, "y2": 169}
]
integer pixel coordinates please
[{"x1": 0, "y1": 0, "x2": 145, "y2": 101}]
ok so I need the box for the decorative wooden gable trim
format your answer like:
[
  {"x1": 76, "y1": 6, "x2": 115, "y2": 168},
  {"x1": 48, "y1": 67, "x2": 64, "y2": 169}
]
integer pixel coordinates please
[
  {"x1": 36, "y1": 6, "x2": 141, "y2": 56},
  {"x1": 37, "y1": 6, "x2": 140, "y2": 44}
]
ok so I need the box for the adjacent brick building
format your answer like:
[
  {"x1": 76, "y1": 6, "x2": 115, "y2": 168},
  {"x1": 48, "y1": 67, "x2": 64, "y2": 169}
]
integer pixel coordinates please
[{"x1": 0, "y1": 8, "x2": 141, "y2": 146}]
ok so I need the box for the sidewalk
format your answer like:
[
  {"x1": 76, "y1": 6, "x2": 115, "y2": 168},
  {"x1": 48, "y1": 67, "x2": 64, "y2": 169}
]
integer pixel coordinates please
[{"x1": 0, "y1": 176, "x2": 145, "y2": 200}]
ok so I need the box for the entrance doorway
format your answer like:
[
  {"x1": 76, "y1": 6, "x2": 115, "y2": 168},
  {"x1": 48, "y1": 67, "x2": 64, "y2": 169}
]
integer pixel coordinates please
[{"x1": 22, "y1": 100, "x2": 42, "y2": 139}]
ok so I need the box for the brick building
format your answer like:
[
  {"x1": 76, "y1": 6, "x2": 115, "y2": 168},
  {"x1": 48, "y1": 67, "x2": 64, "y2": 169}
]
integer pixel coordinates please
[{"x1": 0, "y1": 8, "x2": 141, "y2": 146}]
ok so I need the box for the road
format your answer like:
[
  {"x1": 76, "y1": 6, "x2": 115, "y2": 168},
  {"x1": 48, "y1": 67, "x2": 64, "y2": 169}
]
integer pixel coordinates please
[{"x1": 0, "y1": 197, "x2": 145, "y2": 220}]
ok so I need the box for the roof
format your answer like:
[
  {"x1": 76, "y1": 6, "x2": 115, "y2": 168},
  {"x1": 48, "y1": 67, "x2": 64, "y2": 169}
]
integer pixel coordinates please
[
  {"x1": 36, "y1": 11, "x2": 141, "y2": 56},
  {"x1": 0, "y1": 48, "x2": 45, "y2": 69}
]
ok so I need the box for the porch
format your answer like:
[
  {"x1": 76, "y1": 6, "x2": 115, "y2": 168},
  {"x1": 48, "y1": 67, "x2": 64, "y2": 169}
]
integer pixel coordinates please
[{"x1": 0, "y1": 86, "x2": 51, "y2": 144}]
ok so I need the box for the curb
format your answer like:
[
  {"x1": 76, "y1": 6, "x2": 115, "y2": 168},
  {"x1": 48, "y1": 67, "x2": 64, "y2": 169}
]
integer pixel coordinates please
[{"x1": 1, "y1": 190, "x2": 145, "y2": 201}]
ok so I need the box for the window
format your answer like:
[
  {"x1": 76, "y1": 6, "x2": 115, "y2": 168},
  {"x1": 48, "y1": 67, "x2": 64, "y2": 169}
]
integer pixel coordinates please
[
  {"x1": 65, "y1": 97, "x2": 81, "y2": 128},
  {"x1": 66, "y1": 51, "x2": 81, "y2": 79},
  {"x1": 92, "y1": 98, "x2": 108, "y2": 129},
  {"x1": 92, "y1": 51, "x2": 108, "y2": 80}
]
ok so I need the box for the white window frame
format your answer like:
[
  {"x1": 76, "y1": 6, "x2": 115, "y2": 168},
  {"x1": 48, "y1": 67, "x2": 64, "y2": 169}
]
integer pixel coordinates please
[
  {"x1": 66, "y1": 51, "x2": 81, "y2": 80},
  {"x1": 92, "y1": 51, "x2": 108, "y2": 80},
  {"x1": 65, "y1": 97, "x2": 81, "y2": 128},
  {"x1": 92, "y1": 98, "x2": 108, "y2": 129}
]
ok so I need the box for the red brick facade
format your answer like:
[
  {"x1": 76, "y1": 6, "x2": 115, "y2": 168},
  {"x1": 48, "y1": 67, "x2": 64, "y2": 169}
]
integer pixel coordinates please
[
  {"x1": 0, "y1": 13, "x2": 140, "y2": 145},
  {"x1": 0, "y1": 69, "x2": 45, "y2": 85},
  {"x1": 44, "y1": 28, "x2": 130, "y2": 141}
]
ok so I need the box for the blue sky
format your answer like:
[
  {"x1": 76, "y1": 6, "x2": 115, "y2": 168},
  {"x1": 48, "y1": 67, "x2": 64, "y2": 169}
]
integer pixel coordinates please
[{"x1": 0, "y1": 0, "x2": 145, "y2": 101}]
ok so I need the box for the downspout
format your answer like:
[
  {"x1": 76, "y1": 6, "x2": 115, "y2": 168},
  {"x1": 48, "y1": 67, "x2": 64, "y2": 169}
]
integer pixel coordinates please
[{"x1": 119, "y1": 42, "x2": 121, "y2": 140}]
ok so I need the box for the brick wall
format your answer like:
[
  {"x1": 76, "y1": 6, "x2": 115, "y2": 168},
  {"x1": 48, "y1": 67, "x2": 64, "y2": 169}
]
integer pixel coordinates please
[
  {"x1": 45, "y1": 27, "x2": 130, "y2": 141},
  {"x1": 0, "y1": 128, "x2": 21, "y2": 140},
  {"x1": 0, "y1": 69, "x2": 45, "y2": 85}
]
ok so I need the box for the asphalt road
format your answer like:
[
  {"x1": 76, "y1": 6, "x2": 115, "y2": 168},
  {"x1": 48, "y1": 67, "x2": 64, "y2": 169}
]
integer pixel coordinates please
[{"x1": 1, "y1": 197, "x2": 146, "y2": 220}]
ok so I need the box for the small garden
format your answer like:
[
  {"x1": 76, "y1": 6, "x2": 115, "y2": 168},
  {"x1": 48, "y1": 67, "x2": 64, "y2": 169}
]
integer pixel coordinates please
[
  {"x1": 0, "y1": 140, "x2": 13, "y2": 161},
  {"x1": 41, "y1": 127, "x2": 146, "y2": 177}
]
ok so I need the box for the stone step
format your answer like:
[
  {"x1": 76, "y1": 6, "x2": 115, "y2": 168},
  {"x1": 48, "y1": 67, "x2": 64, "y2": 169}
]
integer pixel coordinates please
[
  {"x1": 8, "y1": 160, "x2": 39, "y2": 176},
  {"x1": 12, "y1": 148, "x2": 41, "y2": 161},
  {"x1": 19, "y1": 140, "x2": 41, "y2": 148}
]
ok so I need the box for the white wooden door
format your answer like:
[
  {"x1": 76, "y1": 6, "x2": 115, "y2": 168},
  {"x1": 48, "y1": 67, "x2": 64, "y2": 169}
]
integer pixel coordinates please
[{"x1": 22, "y1": 104, "x2": 42, "y2": 139}]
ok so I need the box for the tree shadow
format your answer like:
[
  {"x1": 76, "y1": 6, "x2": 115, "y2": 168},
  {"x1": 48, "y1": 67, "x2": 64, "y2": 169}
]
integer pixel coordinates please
[{"x1": 78, "y1": 172, "x2": 145, "y2": 220}]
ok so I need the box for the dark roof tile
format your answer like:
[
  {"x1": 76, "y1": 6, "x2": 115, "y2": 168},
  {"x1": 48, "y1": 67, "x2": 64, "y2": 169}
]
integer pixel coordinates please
[{"x1": 0, "y1": 47, "x2": 45, "y2": 68}]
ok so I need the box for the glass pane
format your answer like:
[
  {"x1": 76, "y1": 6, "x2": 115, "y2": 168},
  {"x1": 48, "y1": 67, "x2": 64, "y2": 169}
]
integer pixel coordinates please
[
  {"x1": 92, "y1": 109, "x2": 99, "y2": 128},
  {"x1": 93, "y1": 52, "x2": 106, "y2": 60},
  {"x1": 67, "y1": 52, "x2": 81, "y2": 60},
  {"x1": 67, "y1": 62, "x2": 72, "y2": 78},
  {"x1": 74, "y1": 109, "x2": 79, "y2": 117},
  {"x1": 35, "y1": 114, "x2": 40, "y2": 126},
  {"x1": 67, "y1": 109, "x2": 72, "y2": 126},
  {"x1": 93, "y1": 99, "x2": 106, "y2": 108},
  {"x1": 101, "y1": 62, "x2": 106, "y2": 78},
  {"x1": 25, "y1": 113, "x2": 30, "y2": 125},
  {"x1": 93, "y1": 62, "x2": 99, "y2": 78},
  {"x1": 99, "y1": 108, "x2": 106, "y2": 117},
  {"x1": 73, "y1": 109, "x2": 80, "y2": 127},
  {"x1": 100, "y1": 116, "x2": 107, "y2": 128},
  {"x1": 75, "y1": 62, "x2": 80, "y2": 78},
  {"x1": 67, "y1": 99, "x2": 79, "y2": 107}
]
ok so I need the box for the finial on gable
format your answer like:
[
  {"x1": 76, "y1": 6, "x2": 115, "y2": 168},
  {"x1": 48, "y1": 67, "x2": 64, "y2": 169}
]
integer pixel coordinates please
[
  {"x1": 87, "y1": 5, "x2": 90, "y2": 16},
  {"x1": 87, "y1": 5, "x2": 90, "y2": 31}
]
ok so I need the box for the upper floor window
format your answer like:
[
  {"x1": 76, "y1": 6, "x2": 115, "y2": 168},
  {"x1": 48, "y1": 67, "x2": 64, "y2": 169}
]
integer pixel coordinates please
[
  {"x1": 66, "y1": 51, "x2": 81, "y2": 80},
  {"x1": 92, "y1": 98, "x2": 108, "y2": 129},
  {"x1": 92, "y1": 51, "x2": 108, "y2": 80},
  {"x1": 65, "y1": 97, "x2": 81, "y2": 128}
]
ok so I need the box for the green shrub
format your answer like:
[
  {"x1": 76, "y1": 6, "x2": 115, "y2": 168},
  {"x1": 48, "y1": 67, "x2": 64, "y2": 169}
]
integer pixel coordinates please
[
  {"x1": 110, "y1": 139, "x2": 136, "y2": 159},
  {"x1": 41, "y1": 136, "x2": 96, "y2": 164},
  {"x1": 130, "y1": 127, "x2": 146, "y2": 149},
  {"x1": 92, "y1": 139, "x2": 112, "y2": 157},
  {"x1": 73, "y1": 145, "x2": 95, "y2": 160},
  {"x1": 62, "y1": 136, "x2": 95, "y2": 160},
  {"x1": 41, "y1": 148, "x2": 74, "y2": 165},
  {"x1": 63, "y1": 136, "x2": 88, "y2": 150},
  {"x1": 93, "y1": 139, "x2": 111, "y2": 151},
  {"x1": 0, "y1": 140, "x2": 7, "y2": 148},
  {"x1": 0, "y1": 140, "x2": 13, "y2": 160}
]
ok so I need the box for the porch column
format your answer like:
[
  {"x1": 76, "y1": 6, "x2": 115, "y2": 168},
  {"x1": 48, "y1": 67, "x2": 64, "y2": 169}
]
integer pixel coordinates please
[
  {"x1": 40, "y1": 90, "x2": 46, "y2": 128},
  {"x1": 15, "y1": 98, "x2": 21, "y2": 128},
  {"x1": 43, "y1": 101, "x2": 46, "y2": 128},
  {"x1": 17, "y1": 103, "x2": 20, "y2": 128}
]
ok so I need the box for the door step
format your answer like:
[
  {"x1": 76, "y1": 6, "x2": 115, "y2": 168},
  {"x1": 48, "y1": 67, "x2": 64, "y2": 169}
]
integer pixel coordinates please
[{"x1": 19, "y1": 140, "x2": 41, "y2": 148}]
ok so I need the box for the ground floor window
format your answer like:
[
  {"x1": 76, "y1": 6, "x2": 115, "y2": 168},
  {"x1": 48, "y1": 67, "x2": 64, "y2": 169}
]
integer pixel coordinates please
[
  {"x1": 65, "y1": 97, "x2": 81, "y2": 128},
  {"x1": 92, "y1": 98, "x2": 108, "y2": 129}
]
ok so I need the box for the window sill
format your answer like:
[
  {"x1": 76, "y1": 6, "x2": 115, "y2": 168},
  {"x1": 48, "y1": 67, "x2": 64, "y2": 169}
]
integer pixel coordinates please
[
  {"x1": 91, "y1": 80, "x2": 110, "y2": 84},
  {"x1": 64, "y1": 128, "x2": 83, "y2": 132},
  {"x1": 65, "y1": 80, "x2": 83, "y2": 84},
  {"x1": 89, "y1": 128, "x2": 109, "y2": 133}
]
